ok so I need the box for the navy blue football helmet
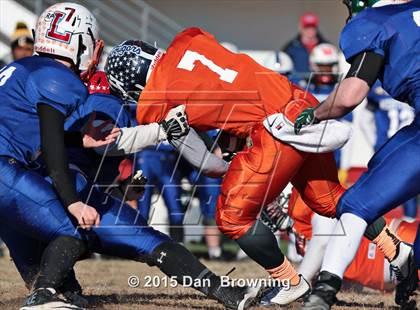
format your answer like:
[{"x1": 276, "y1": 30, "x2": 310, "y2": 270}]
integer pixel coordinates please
[{"x1": 105, "y1": 40, "x2": 163, "y2": 103}]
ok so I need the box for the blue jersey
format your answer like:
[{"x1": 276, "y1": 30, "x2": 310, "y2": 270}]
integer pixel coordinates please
[
  {"x1": 65, "y1": 93, "x2": 132, "y2": 183},
  {"x1": 340, "y1": 1, "x2": 420, "y2": 109},
  {"x1": 367, "y1": 82, "x2": 415, "y2": 151},
  {"x1": 0, "y1": 56, "x2": 87, "y2": 165}
]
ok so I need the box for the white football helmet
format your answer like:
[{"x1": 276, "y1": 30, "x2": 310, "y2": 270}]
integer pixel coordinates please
[
  {"x1": 309, "y1": 43, "x2": 339, "y2": 70},
  {"x1": 34, "y1": 2, "x2": 99, "y2": 71},
  {"x1": 269, "y1": 51, "x2": 294, "y2": 75}
]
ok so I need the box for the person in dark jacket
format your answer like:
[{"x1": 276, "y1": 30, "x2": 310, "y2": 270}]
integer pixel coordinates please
[{"x1": 282, "y1": 12, "x2": 328, "y2": 79}]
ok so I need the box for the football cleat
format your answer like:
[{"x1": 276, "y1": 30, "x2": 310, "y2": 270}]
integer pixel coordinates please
[
  {"x1": 390, "y1": 243, "x2": 418, "y2": 306},
  {"x1": 20, "y1": 288, "x2": 84, "y2": 310},
  {"x1": 212, "y1": 284, "x2": 261, "y2": 310},
  {"x1": 260, "y1": 274, "x2": 310, "y2": 306},
  {"x1": 299, "y1": 271, "x2": 341, "y2": 310}
]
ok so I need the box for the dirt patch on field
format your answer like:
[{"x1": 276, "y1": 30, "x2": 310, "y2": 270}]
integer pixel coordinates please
[{"x1": 0, "y1": 257, "x2": 415, "y2": 309}]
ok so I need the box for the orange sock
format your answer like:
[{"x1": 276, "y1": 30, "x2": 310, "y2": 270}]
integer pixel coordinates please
[
  {"x1": 266, "y1": 258, "x2": 300, "y2": 285},
  {"x1": 373, "y1": 226, "x2": 401, "y2": 262}
]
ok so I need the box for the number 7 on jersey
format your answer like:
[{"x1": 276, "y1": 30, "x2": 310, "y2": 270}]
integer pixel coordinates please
[{"x1": 177, "y1": 50, "x2": 238, "y2": 83}]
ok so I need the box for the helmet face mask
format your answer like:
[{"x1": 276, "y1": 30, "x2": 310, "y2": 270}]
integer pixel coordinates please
[
  {"x1": 34, "y1": 2, "x2": 100, "y2": 71},
  {"x1": 105, "y1": 40, "x2": 163, "y2": 103}
]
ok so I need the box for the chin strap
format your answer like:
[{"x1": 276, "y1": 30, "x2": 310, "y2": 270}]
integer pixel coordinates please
[
  {"x1": 80, "y1": 39, "x2": 105, "y2": 82},
  {"x1": 342, "y1": 0, "x2": 353, "y2": 23}
]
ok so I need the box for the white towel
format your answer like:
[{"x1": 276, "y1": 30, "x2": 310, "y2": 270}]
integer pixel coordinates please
[{"x1": 263, "y1": 113, "x2": 352, "y2": 153}]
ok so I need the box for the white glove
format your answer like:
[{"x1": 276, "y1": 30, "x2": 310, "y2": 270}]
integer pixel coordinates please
[{"x1": 160, "y1": 105, "x2": 189, "y2": 140}]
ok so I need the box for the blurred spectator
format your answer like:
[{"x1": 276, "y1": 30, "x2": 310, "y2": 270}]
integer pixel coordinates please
[
  {"x1": 11, "y1": 22, "x2": 34, "y2": 61},
  {"x1": 282, "y1": 12, "x2": 328, "y2": 78}
]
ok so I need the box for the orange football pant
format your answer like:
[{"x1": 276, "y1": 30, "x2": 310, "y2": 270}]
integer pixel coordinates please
[{"x1": 215, "y1": 123, "x2": 345, "y2": 240}]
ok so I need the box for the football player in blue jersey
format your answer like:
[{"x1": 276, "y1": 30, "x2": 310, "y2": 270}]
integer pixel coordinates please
[
  {"x1": 364, "y1": 82, "x2": 417, "y2": 221},
  {"x1": 294, "y1": 0, "x2": 420, "y2": 309}
]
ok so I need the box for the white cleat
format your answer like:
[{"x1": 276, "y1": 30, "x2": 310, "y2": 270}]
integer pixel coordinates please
[
  {"x1": 390, "y1": 242, "x2": 419, "y2": 306},
  {"x1": 260, "y1": 275, "x2": 311, "y2": 306}
]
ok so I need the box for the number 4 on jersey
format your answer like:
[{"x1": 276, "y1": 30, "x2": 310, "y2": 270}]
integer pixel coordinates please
[
  {"x1": 177, "y1": 50, "x2": 238, "y2": 83},
  {"x1": 0, "y1": 66, "x2": 16, "y2": 86}
]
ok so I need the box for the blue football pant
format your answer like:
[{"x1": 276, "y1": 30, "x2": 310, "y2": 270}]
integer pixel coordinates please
[
  {"x1": 0, "y1": 157, "x2": 170, "y2": 278},
  {"x1": 337, "y1": 116, "x2": 420, "y2": 224},
  {"x1": 403, "y1": 197, "x2": 418, "y2": 218},
  {"x1": 188, "y1": 170, "x2": 222, "y2": 222},
  {"x1": 414, "y1": 225, "x2": 420, "y2": 268},
  {"x1": 136, "y1": 150, "x2": 184, "y2": 225}
]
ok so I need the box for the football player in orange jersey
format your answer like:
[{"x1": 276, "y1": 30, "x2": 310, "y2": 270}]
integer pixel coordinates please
[
  {"x1": 288, "y1": 187, "x2": 419, "y2": 292},
  {"x1": 104, "y1": 28, "x2": 408, "y2": 306}
]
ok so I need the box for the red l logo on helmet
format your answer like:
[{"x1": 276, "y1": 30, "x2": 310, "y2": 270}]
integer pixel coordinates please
[{"x1": 46, "y1": 11, "x2": 72, "y2": 43}]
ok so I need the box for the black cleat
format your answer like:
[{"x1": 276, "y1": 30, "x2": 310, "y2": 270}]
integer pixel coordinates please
[
  {"x1": 299, "y1": 271, "x2": 341, "y2": 310},
  {"x1": 390, "y1": 244, "x2": 418, "y2": 307},
  {"x1": 20, "y1": 288, "x2": 84, "y2": 310},
  {"x1": 212, "y1": 284, "x2": 261, "y2": 310}
]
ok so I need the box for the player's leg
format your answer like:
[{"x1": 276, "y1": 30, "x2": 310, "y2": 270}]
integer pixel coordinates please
[
  {"x1": 292, "y1": 152, "x2": 404, "y2": 263},
  {"x1": 0, "y1": 158, "x2": 87, "y2": 308},
  {"x1": 302, "y1": 122, "x2": 420, "y2": 309},
  {"x1": 298, "y1": 214, "x2": 337, "y2": 282},
  {"x1": 0, "y1": 225, "x2": 45, "y2": 288},
  {"x1": 136, "y1": 150, "x2": 157, "y2": 221},
  {"x1": 159, "y1": 151, "x2": 185, "y2": 243},
  {"x1": 216, "y1": 125, "x2": 310, "y2": 305},
  {"x1": 414, "y1": 225, "x2": 420, "y2": 269},
  {"x1": 197, "y1": 175, "x2": 222, "y2": 259},
  {"x1": 403, "y1": 197, "x2": 418, "y2": 222},
  {"x1": 85, "y1": 186, "x2": 259, "y2": 309}
]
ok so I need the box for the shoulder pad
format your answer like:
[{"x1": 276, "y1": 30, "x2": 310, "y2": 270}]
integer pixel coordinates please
[
  {"x1": 26, "y1": 61, "x2": 87, "y2": 115},
  {"x1": 66, "y1": 93, "x2": 130, "y2": 131},
  {"x1": 340, "y1": 10, "x2": 393, "y2": 61}
]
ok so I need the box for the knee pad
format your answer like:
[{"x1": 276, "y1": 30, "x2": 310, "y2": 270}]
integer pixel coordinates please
[{"x1": 215, "y1": 197, "x2": 256, "y2": 240}]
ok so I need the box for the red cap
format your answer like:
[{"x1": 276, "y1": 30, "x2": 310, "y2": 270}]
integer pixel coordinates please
[{"x1": 300, "y1": 12, "x2": 319, "y2": 28}]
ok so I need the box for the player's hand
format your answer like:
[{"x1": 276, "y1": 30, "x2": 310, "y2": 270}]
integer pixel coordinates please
[
  {"x1": 82, "y1": 111, "x2": 121, "y2": 148},
  {"x1": 294, "y1": 108, "x2": 318, "y2": 134},
  {"x1": 68, "y1": 201, "x2": 100, "y2": 230},
  {"x1": 160, "y1": 105, "x2": 189, "y2": 140}
]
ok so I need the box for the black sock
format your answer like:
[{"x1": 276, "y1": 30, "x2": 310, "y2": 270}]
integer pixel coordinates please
[
  {"x1": 236, "y1": 220, "x2": 284, "y2": 269},
  {"x1": 169, "y1": 226, "x2": 184, "y2": 243},
  {"x1": 148, "y1": 241, "x2": 220, "y2": 296},
  {"x1": 33, "y1": 236, "x2": 87, "y2": 290},
  {"x1": 364, "y1": 217, "x2": 386, "y2": 241}
]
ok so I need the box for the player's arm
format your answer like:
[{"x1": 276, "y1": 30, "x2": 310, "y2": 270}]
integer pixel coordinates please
[
  {"x1": 38, "y1": 104, "x2": 100, "y2": 229},
  {"x1": 97, "y1": 105, "x2": 189, "y2": 156},
  {"x1": 294, "y1": 51, "x2": 384, "y2": 133},
  {"x1": 171, "y1": 128, "x2": 229, "y2": 178}
]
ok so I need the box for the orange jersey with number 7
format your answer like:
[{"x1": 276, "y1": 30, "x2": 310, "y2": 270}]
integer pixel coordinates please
[
  {"x1": 137, "y1": 27, "x2": 295, "y2": 137},
  {"x1": 137, "y1": 27, "x2": 344, "y2": 241}
]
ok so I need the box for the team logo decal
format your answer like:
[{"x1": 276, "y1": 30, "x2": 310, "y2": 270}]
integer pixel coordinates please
[{"x1": 45, "y1": 8, "x2": 75, "y2": 43}]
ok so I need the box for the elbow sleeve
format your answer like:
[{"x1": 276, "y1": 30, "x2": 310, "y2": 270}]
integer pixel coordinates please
[{"x1": 38, "y1": 104, "x2": 78, "y2": 207}]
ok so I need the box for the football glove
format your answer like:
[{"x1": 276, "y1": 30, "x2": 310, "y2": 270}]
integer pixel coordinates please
[
  {"x1": 294, "y1": 108, "x2": 319, "y2": 134},
  {"x1": 122, "y1": 170, "x2": 148, "y2": 201},
  {"x1": 260, "y1": 192, "x2": 294, "y2": 233},
  {"x1": 160, "y1": 105, "x2": 189, "y2": 140}
]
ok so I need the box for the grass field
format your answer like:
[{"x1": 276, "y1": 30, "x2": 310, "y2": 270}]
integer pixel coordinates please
[{"x1": 0, "y1": 252, "x2": 414, "y2": 310}]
